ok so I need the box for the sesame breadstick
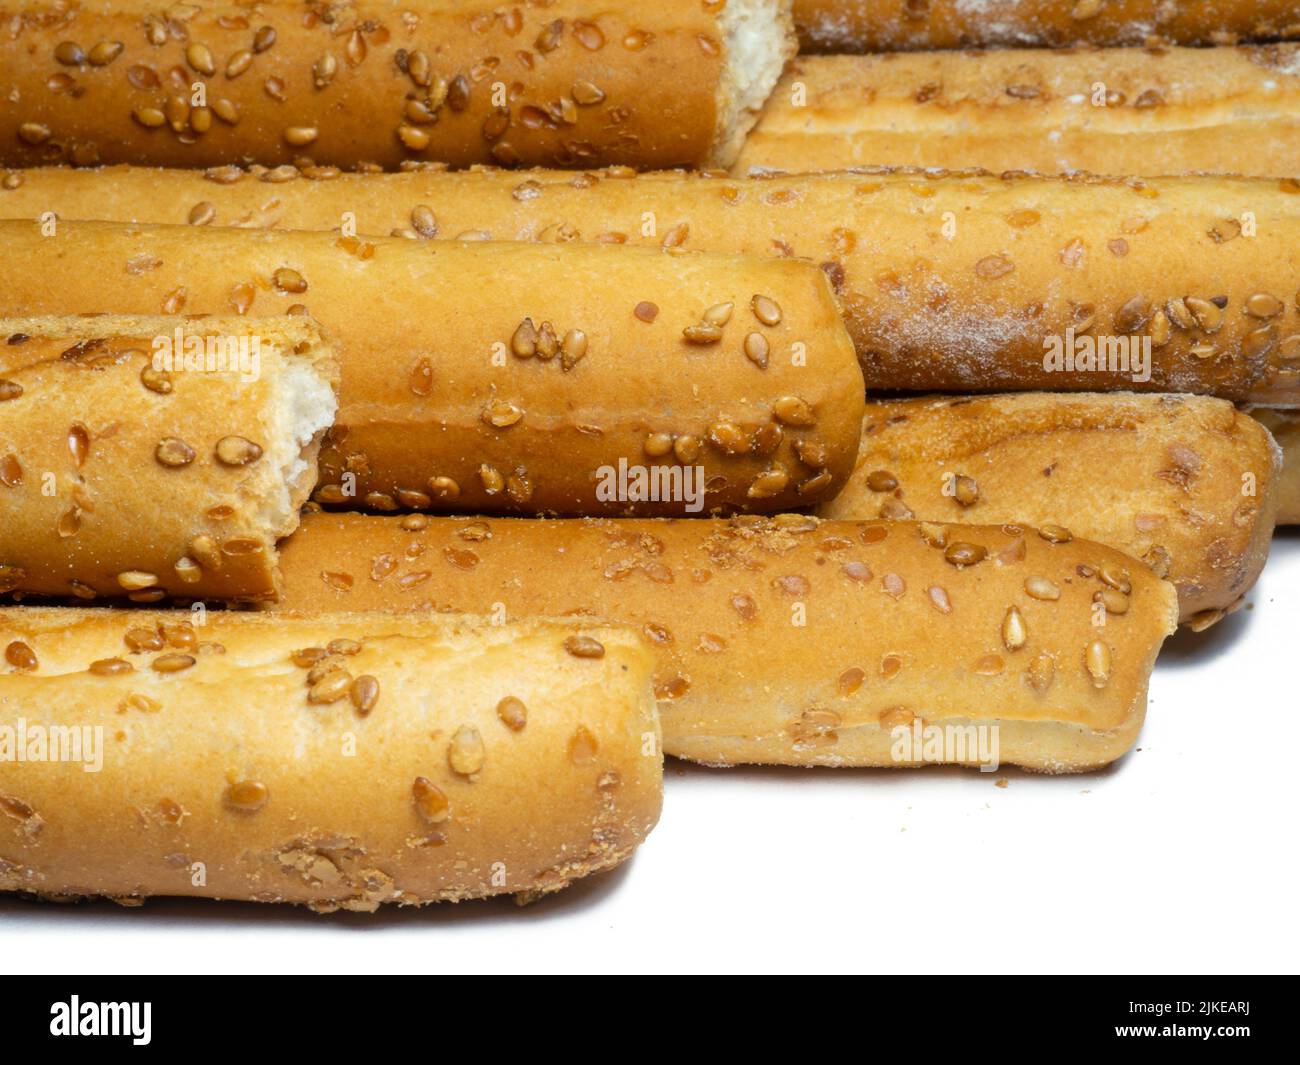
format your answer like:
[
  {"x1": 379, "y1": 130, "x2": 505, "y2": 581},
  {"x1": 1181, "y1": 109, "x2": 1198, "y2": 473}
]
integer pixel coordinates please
[
  {"x1": 0, "y1": 314, "x2": 337, "y2": 604},
  {"x1": 0, "y1": 220, "x2": 864, "y2": 516},
  {"x1": 816, "y1": 393, "x2": 1280, "y2": 628},
  {"x1": 271, "y1": 514, "x2": 1179, "y2": 773},
  {"x1": 1250, "y1": 409, "x2": 1300, "y2": 524},
  {"x1": 735, "y1": 48, "x2": 1300, "y2": 179},
  {"x1": 6, "y1": 166, "x2": 1300, "y2": 403},
  {"x1": 0, "y1": 0, "x2": 794, "y2": 171},
  {"x1": 794, "y1": 0, "x2": 1300, "y2": 54},
  {"x1": 0, "y1": 608, "x2": 661, "y2": 910}
]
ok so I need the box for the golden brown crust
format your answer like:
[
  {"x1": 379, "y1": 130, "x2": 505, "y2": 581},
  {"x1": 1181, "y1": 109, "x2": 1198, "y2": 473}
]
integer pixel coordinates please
[
  {"x1": 1250, "y1": 408, "x2": 1300, "y2": 524},
  {"x1": 0, "y1": 0, "x2": 795, "y2": 171},
  {"x1": 271, "y1": 513, "x2": 1179, "y2": 773},
  {"x1": 0, "y1": 608, "x2": 661, "y2": 909},
  {"x1": 6, "y1": 165, "x2": 1299, "y2": 402},
  {"x1": 0, "y1": 219, "x2": 863, "y2": 515},
  {"x1": 794, "y1": 0, "x2": 1300, "y2": 53},
  {"x1": 0, "y1": 314, "x2": 337, "y2": 603},
  {"x1": 817, "y1": 393, "x2": 1280, "y2": 626},
  {"x1": 736, "y1": 48, "x2": 1300, "y2": 179}
]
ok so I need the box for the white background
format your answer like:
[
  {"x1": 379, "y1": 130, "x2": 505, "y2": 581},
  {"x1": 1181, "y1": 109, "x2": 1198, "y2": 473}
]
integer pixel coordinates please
[{"x1": 5, "y1": 534, "x2": 1298, "y2": 975}]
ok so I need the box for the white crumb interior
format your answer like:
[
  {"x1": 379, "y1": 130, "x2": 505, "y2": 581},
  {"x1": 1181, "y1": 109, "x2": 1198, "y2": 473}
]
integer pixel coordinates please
[
  {"x1": 259, "y1": 357, "x2": 337, "y2": 540},
  {"x1": 716, "y1": 0, "x2": 791, "y2": 165}
]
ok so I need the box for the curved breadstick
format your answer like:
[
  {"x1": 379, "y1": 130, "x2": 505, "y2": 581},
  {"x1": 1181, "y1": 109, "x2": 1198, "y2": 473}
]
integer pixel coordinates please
[
  {"x1": 0, "y1": 608, "x2": 661, "y2": 910},
  {"x1": 817, "y1": 393, "x2": 1280, "y2": 627},
  {"x1": 271, "y1": 513, "x2": 1179, "y2": 773},
  {"x1": 4, "y1": 166, "x2": 1299, "y2": 403},
  {"x1": 735, "y1": 48, "x2": 1300, "y2": 179},
  {"x1": 794, "y1": 0, "x2": 1300, "y2": 53},
  {"x1": 0, "y1": 0, "x2": 794, "y2": 170},
  {"x1": 0, "y1": 219, "x2": 863, "y2": 516}
]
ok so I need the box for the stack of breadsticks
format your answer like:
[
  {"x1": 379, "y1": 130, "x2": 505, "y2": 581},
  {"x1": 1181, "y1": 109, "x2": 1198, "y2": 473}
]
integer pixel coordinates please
[{"x1": 0, "y1": 0, "x2": 1296, "y2": 912}]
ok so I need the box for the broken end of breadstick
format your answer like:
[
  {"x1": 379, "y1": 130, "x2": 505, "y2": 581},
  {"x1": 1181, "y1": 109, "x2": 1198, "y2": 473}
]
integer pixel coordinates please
[
  {"x1": 0, "y1": 314, "x2": 338, "y2": 603},
  {"x1": 710, "y1": 0, "x2": 799, "y2": 168}
]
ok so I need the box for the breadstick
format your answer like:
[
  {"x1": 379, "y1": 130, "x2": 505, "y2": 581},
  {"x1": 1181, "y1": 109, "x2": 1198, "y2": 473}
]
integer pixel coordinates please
[
  {"x1": 0, "y1": 220, "x2": 863, "y2": 516},
  {"x1": 0, "y1": 608, "x2": 660, "y2": 910},
  {"x1": 1250, "y1": 409, "x2": 1300, "y2": 524},
  {"x1": 5, "y1": 166, "x2": 1299, "y2": 404},
  {"x1": 794, "y1": 1, "x2": 1300, "y2": 53},
  {"x1": 0, "y1": 0, "x2": 794, "y2": 171},
  {"x1": 0, "y1": 314, "x2": 336, "y2": 603},
  {"x1": 736, "y1": 48, "x2": 1300, "y2": 179},
  {"x1": 271, "y1": 513, "x2": 1179, "y2": 773},
  {"x1": 816, "y1": 393, "x2": 1280, "y2": 628}
]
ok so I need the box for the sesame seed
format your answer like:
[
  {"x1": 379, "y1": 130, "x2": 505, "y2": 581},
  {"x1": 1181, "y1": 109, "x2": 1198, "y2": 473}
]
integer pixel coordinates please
[
  {"x1": 943, "y1": 541, "x2": 986, "y2": 567},
  {"x1": 412, "y1": 777, "x2": 449, "y2": 823},
  {"x1": 224, "y1": 780, "x2": 268, "y2": 812},
  {"x1": 743, "y1": 331, "x2": 769, "y2": 368},
  {"x1": 4, "y1": 641, "x2": 38, "y2": 671},
  {"x1": 1085, "y1": 641, "x2": 1112, "y2": 688},
  {"x1": 1024, "y1": 576, "x2": 1060, "y2": 601},
  {"x1": 497, "y1": 696, "x2": 527, "y2": 731},
  {"x1": 634, "y1": 301, "x2": 659, "y2": 323},
  {"x1": 751, "y1": 294, "x2": 782, "y2": 326},
  {"x1": 448, "y1": 726, "x2": 485, "y2": 776},
  {"x1": 564, "y1": 634, "x2": 605, "y2": 659},
  {"x1": 772, "y1": 396, "x2": 815, "y2": 426},
  {"x1": 155, "y1": 437, "x2": 196, "y2": 467},
  {"x1": 116, "y1": 571, "x2": 158, "y2": 591},
  {"x1": 215, "y1": 435, "x2": 263, "y2": 466},
  {"x1": 1001, "y1": 606, "x2": 1028, "y2": 651},
  {"x1": 88, "y1": 657, "x2": 132, "y2": 676}
]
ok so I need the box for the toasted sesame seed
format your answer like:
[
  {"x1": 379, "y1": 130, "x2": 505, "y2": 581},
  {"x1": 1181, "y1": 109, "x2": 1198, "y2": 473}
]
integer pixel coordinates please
[
  {"x1": 634, "y1": 301, "x2": 659, "y2": 323},
  {"x1": 313, "y1": 53, "x2": 337, "y2": 88},
  {"x1": 1244, "y1": 325, "x2": 1278, "y2": 359},
  {"x1": 89, "y1": 40, "x2": 124, "y2": 66},
  {"x1": 772, "y1": 396, "x2": 815, "y2": 426},
  {"x1": 1085, "y1": 640, "x2": 1111, "y2": 688},
  {"x1": 1184, "y1": 296, "x2": 1222, "y2": 333},
  {"x1": 448, "y1": 726, "x2": 485, "y2": 776},
  {"x1": 284, "y1": 126, "x2": 318, "y2": 147},
  {"x1": 428, "y1": 475, "x2": 461, "y2": 500},
  {"x1": 482, "y1": 400, "x2": 523, "y2": 428},
  {"x1": 16, "y1": 120, "x2": 51, "y2": 145},
  {"x1": 447, "y1": 74, "x2": 471, "y2": 110},
  {"x1": 224, "y1": 780, "x2": 268, "y2": 812},
  {"x1": 411, "y1": 204, "x2": 438, "y2": 238},
  {"x1": 124, "y1": 627, "x2": 164, "y2": 653},
  {"x1": 708, "y1": 421, "x2": 749, "y2": 455},
  {"x1": 927, "y1": 586, "x2": 951, "y2": 613},
  {"x1": 683, "y1": 323, "x2": 723, "y2": 344},
  {"x1": 572, "y1": 79, "x2": 605, "y2": 105},
  {"x1": 560, "y1": 329, "x2": 588, "y2": 370},
  {"x1": 644, "y1": 432, "x2": 674, "y2": 457},
  {"x1": 185, "y1": 42, "x2": 215, "y2": 75},
  {"x1": 975, "y1": 254, "x2": 1014, "y2": 280},
  {"x1": 1025, "y1": 652, "x2": 1055, "y2": 693},
  {"x1": 1246, "y1": 293, "x2": 1284, "y2": 319},
  {"x1": 1099, "y1": 564, "x2": 1132, "y2": 594},
  {"x1": 412, "y1": 776, "x2": 449, "y2": 823},
  {"x1": 225, "y1": 49, "x2": 252, "y2": 77},
  {"x1": 89, "y1": 657, "x2": 132, "y2": 676},
  {"x1": 155, "y1": 438, "x2": 196, "y2": 468},
  {"x1": 1025, "y1": 576, "x2": 1060, "y2": 600},
  {"x1": 944, "y1": 541, "x2": 987, "y2": 567},
  {"x1": 568, "y1": 725, "x2": 599, "y2": 765},
  {"x1": 1001, "y1": 606, "x2": 1028, "y2": 651},
  {"x1": 798, "y1": 471, "x2": 834, "y2": 496},
  {"x1": 751, "y1": 295, "x2": 782, "y2": 326},
  {"x1": 0, "y1": 380, "x2": 23, "y2": 402},
  {"x1": 151, "y1": 653, "x2": 196, "y2": 673},
  {"x1": 189, "y1": 535, "x2": 221, "y2": 570},
  {"x1": 215, "y1": 436, "x2": 262, "y2": 466},
  {"x1": 308, "y1": 669, "x2": 352, "y2": 704},
  {"x1": 116, "y1": 571, "x2": 158, "y2": 591},
  {"x1": 173, "y1": 557, "x2": 201, "y2": 583},
  {"x1": 511, "y1": 317, "x2": 537, "y2": 357},
  {"x1": 672, "y1": 434, "x2": 701, "y2": 463},
  {"x1": 866, "y1": 470, "x2": 898, "y2": 492},
  {"x1": 4, "y1": 640, "x2": 38, "y2": 671},
  {"x1": 187, "y1": 200, "x2": 216, "y2": 226},
  {"x1": 743, "y1": 331, "x2": 770, "y2": 368},
  {"x1": 479, "y1": 465, "x2": 504, "y2": 494},
  {"x1": 272, "y1": 267, "x2": 307, "y2": 293},
  {"x1": 536, "y1": 322, "x2": 559, "y2": 360},
  {"x1": 564, "y1": 634, "x2": 605, "y2": 659},
  {"x1": 497, "y1": 695, "x2": 527, "y2": 731},
  {"x1": 54, "y1": 41, "x2": 85, "y2": 65},
  {"x1": 702, "y1": 302, "x2": 733, "y2": 326},
  {"x1": 747, "y1": 464, "x2": 790, "y2": 499},
  {"x1": 1095, "y1": 587, "x2": 1130, "y2": 614},
  {"x1": 253, "y1": 26, "x2": 276, "y2": 52},
  {"x1": 1038, "y1": 524, "x2": 1072, "y2": 544},
  {"x1": 132, "y1": 108, "x2": 166, "y2": 129}
]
